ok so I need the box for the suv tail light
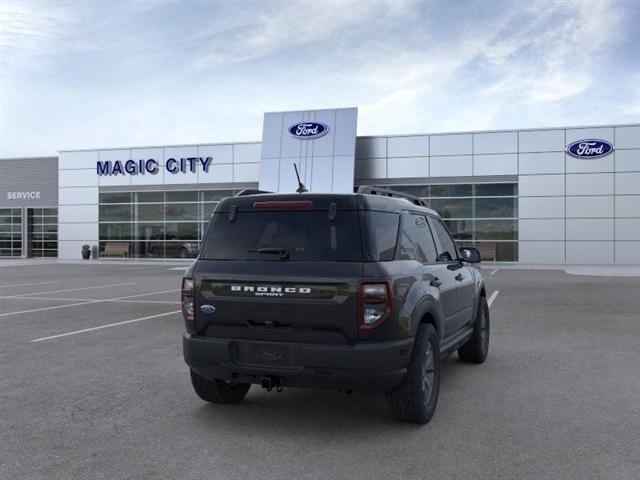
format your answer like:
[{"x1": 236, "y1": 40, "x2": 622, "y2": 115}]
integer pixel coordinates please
[
  {"x1": 182, "y1": 277, "x2": 195, "y2": 331},
  {"x1": 358, "y1": 282, "x2": 392, "y2": 330}
]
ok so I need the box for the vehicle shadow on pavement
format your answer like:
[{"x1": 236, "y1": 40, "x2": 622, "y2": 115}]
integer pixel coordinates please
[{"x1": 189, "y1": 357, "x2": 468, "y2": 432}]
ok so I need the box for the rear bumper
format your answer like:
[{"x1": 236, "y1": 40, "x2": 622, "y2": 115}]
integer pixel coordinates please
[{"x1": 183, "y1": 333, "x2": 414, "y2": 394}]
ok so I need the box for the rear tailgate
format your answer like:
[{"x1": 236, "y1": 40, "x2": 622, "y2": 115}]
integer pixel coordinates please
[
  {"x1": 194, "y1": 199, "x2": 364, "y2": 344},
  {"x1": 194, "y1": 260, "x2": 362, "y2": 344}
]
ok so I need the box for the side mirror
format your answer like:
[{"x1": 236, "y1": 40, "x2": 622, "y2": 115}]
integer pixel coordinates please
[{"x1": 460, "y1": 246, "x2": 481, "y2": 263}]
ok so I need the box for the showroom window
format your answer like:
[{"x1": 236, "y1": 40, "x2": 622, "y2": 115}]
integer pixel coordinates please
[
  {"x1": 98, "y1": 189, "x2": 235, "y2": 258},
  {"x1": 28, "y1": 208, "x2": 58, "y2": 257},
  {"x1": 0, "y1": 208, "x2": 22, "y2": 257},
  {"x1": 371, "y1": 183, "x2": 519, "y2": 261}
]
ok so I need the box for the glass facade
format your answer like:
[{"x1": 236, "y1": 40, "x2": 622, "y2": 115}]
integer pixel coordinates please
[
  {"x1": 98, "y1": 189, "x2": 236, "y2": 258},
  {"x1": 0, "y1": 208, "x2": 22, "y2": 257},
  {"x1": 99, "y1": 184, "x2": 518, "y2": 261},
  {"x1": 374, "y1": 183, "x2": 519, "y2": 261},
  {"x1": 28, "y1": 208, "x2": 58, "y2": 257}
]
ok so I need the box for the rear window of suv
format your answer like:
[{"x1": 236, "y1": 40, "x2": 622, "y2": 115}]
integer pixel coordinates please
[{"x1": 201, "y1": 211, "x2": 363, "y2": 261}]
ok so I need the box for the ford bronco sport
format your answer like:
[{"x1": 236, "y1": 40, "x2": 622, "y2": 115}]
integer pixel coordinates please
[{"x1": 182, "y1": 186, "x2": 489, "y2": 424}]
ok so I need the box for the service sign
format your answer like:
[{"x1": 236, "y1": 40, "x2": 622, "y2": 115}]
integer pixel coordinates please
[
  {"x1": 6, "y1": 191, "x2": 40, "y2": 200},
  {"x1": 288, "y1": 122, "x2": 329, "y2": 140},
  {"x1": 566, "y1": 139, "x2": 614, "y2": 159}
]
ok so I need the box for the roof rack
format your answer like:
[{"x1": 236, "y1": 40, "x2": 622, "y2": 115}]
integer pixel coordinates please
[
  {"x1": 356, "y1": 185, "x2": 428, "y2": 207},
  {"x1": 235, "y1": 189, "x2": 272, "y2": 197}
]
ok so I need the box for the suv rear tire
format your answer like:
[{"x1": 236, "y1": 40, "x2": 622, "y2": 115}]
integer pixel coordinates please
[
  {"x1": 190, "y1": 370, "x2": 251, "y2": 404},
  {"x1": 386, "y1": 323, "x2": 440, "y2": 424},
  {"x1": 458, "y1": 296, "x2": 490, "y2": 364}
]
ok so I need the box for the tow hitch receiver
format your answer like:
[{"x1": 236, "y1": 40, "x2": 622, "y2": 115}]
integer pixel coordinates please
[{"x1": 260, "y1": 376, "x2": 284, "y2": 392}]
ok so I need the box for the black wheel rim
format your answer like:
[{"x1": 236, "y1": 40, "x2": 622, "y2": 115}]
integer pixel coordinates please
[{"x1": 422, "y1": 342, "x2": 435, "y2": 400}]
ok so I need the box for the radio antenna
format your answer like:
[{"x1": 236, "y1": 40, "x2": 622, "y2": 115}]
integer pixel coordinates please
[{"x1": 294, "y1": 163, "x2": 308, "y2": 193}]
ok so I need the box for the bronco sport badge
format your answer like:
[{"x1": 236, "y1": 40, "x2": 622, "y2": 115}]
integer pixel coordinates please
[{"x1": 230, "y1": 285, "x2": 312, "y2": 297}]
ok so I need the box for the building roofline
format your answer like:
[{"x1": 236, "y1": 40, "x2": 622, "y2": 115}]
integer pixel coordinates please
[
  {"x1": 0, "y1": 156, "x2": 58, "y2": 161},
  {"x1": 39, "y1": 122, "x2": 640, "y2": 155},
  {"x1": 355, "y1": 122, "x2": 640, "y2": 139},
  {"x1": 58, "y1": 140, "x2": 262, "y2": 154}
]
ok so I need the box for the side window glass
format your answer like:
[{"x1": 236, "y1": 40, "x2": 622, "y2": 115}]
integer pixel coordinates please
[
  {"x1": 412, "y1": 215, "x2": 438, "y2": 263},
  {"x1": 397, "y1": 214, "x2": 438, "y2": 263},
  {"x1": 432, "y1": 218, "x2": 458, "y2": 262}
]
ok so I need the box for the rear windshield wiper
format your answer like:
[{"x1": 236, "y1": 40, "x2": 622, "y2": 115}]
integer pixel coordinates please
[{"x1": 250, "y1": 247, "x2": 290, "y2": 259}]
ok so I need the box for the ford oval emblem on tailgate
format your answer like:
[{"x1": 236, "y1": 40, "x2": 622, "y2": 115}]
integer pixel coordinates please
[{"x1": 200, "y1": 304, "x2": 216, "y2": 314}]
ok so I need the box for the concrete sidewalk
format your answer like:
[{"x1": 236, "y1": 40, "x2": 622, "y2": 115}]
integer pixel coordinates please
[
  {"x1": 0, "y1": 258, "x2": 194, "y2": 268},
  {"x1": 480, "y1": 263, "x2": 640, "y2": 277},
  {"x1": 2, "y1": 258, "x2": 639, "y2": 277}
]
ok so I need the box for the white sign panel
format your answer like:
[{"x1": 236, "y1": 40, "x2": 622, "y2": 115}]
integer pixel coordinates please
[{"x1": 259, "y1": 107, "x2": 358, "y2": 193}]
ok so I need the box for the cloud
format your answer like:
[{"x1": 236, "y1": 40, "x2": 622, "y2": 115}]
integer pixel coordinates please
[
  {"x1": 487, "y1": 0, "x2": 623, "y2": 100},
  {"x1": 357, "y1": 0, "x2": 634, "y2": 134},
  {"x1": 188, "y1": 1, "x2": 409, "y2": 70},
  {"x1": 0, "y1": 1, "x2": 77, "y2": 72},
  {"x1": 0, "y1": 0, "x2": 637, "y2": 157}
]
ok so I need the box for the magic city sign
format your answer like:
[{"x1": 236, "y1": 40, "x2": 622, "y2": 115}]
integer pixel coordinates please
[
  {"x1": 566, "y1": 139, "x2": 614, "y2": 159},
  {"x1": 96, "y1": 157, "x2": 213, "y2": 176}
]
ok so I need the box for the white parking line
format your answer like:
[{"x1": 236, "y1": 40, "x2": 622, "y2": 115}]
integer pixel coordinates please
[
  {"x1": 0, "y1": 289, "x2": 179, "y2": 318},
  {"x1": 0, "y1": 281, "x2": 60, "y2": 289},
  {"x1": 0, "y1": 299, "x2": 105, "y2": 317},
  {"x1": 488, "y1": 290, "x2": 500, "y2": 307},
  {"x1": 108, "y1": 300, "x2": 178, "y2": 304},
  {"x1": 112, "y1": 289, "x2": 178, "y2": 299},
  {"x1": 489, "y1": 269, "x2": 498, "y2": 276},
  {"x1": 0, "y1": 282, "x2": 136, "y2": 300},
  {"x1": 3, "y1": 296, "x2": 178, "y2": 305},
  {"x1": 30, "y1": 310, "x2": 181, "y2": 342}
]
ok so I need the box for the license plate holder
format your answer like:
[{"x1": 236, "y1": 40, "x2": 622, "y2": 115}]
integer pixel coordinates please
[{"x1": 236, "y1": 342, "x2": 291, "y2": 367}]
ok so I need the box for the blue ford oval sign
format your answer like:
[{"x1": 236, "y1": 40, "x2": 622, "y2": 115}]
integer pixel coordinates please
[
  {"x1": 288, "y1": 122, "x2": 329, "y2": 139},
  {"x1": 566, "y1": 139, "x2": 614, "y2": 159}
]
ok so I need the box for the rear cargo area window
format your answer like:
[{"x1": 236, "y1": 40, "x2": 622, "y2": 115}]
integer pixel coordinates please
[
  {"x1": 363, "y1": 212, "x2": 399, "y2": 261},
  {"x1": 201, "y1": 211, "x2": 363, "y2": 261}
]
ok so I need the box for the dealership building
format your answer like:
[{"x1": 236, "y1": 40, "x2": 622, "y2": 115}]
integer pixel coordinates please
[{"x1": 1, "y1": 107, "x2": 639, "y2": 264}]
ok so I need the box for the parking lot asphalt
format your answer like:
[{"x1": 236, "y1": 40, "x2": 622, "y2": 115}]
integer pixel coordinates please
[{"x1": 1, "y1": 263, "x2": 639, "y2": 480}]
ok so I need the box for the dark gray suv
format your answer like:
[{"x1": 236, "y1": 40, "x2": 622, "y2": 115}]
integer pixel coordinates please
[{"x1": 182, "y1": 186, "x2": 489, "y2": 424}]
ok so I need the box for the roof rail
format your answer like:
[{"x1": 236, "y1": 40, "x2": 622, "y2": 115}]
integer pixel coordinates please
[
  {"x1": 356, "y1": 185, "x2": 428, "y2": 207},
  {"x1": 235, "y1": 189, "x2": 271, "y2": 197}
]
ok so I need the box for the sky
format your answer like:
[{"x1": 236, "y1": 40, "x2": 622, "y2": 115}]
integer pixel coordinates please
[{"x1": 1, "y1": 0, "x2": 639, "y2": 157}]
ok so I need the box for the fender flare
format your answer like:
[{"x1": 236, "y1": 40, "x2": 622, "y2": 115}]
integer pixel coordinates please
[
  {"x1": 411, "y1": 297, "x2": 445, "y2": 340},
  {"x1": 471, "y1": 279, "x2": 487, "y2": 321}
]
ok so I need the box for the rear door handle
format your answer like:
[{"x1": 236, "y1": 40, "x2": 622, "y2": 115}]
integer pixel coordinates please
[
  {"x1": 429, "y1": 277, "x2": 442, "y2": 288},
  {"x1": 455, "y1": 273, "x2": 464, "y2": 281}
]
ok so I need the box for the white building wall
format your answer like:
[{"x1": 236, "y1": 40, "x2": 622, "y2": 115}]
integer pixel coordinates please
[
  {"x1": 58, "y1": 150, "x2": 99, "y2": 259},
  {"x1": 58, "y1": 142, "x2": 260, "y2": 258},
  {"x1": 354, "y1": 123, "x2": 640, "y2": 264},
  {"x1": 57, "y1": 123, "x2": 640, "y2": 264}
]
